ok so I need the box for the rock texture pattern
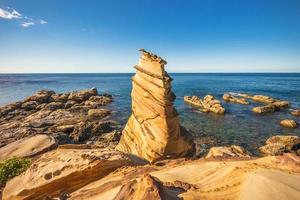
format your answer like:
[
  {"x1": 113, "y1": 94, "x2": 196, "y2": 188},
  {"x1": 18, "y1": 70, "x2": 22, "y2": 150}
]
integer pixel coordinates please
[
  {"x1": 223, "y1": 93, "x2": 249, "y2": 105},
  {"x1": 0, "y1": 88, "x2": 114, "y2": 148},
  {"x1": 116, "y1": 49, "x2": 193, "y2": 162},
  {"x1": 3, "y1": 146, "x2": 135, "y2": 200},
  {"x1": 0, "y1": 134, "x2": 57, "y2": 161},
  {"x1": 69, "y1": 154, "x2": 300, "y2": 200},
  {"x1": 259, "y1": 135, "x2": 300, "y2": 156},
  {"x1": 280, "y1": 119, "x2": 299, "y2": 129},
  {"x1": 184, "y1": 95, "x2": 225, "y2": 114},
  {"x1": 205, "y1": 145, "x2": 251, "y2": 159}
]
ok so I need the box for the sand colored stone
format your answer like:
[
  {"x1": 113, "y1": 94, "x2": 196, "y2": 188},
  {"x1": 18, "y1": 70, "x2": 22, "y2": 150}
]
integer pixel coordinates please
[
  {"x1": 184, "y1": 95, "x2": 225, "y2": 114},
  {"x1": 280, "y1": 119, "x2": 299, "y2": 129},
  {"x1": 223, "y1": 93, "x2": 249, "y2": 105},
  {"x1": 3, "y1": 145, "x2": 135, "y2": 200},
  {"x1": 0, "y1": 134, "x2": 57, "y2": 161},
  {"x1": 69, "y1": 153, "x2": 300, "y2": 200},
  {"x1": 205, "y1": 145, "x2": 251, "y2": 159},
  {"x1": 116, "y1": 49, "x2": 193, "y2": 162}
]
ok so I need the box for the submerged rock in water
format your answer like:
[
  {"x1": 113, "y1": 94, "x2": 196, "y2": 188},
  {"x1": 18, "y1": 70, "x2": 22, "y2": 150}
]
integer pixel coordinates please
[
  {"x1": 259, "y1": 135, "x2": 300, "y2": 156},
  {"x1": 116, "y1": 49, "x2": 194, "y2": 163},
  {"x1": 184, "y1": 95, "x2": 225, "y2": 114},
  {"x1": 223, "y1": 93, "x2": 249, "y2": 105},
  {"x1": 0, "y1": 134, "x2": 57, "y2": 161},
  {"x1": 291, "y1": 109, "x2": 300, "y2": 116},
  {"x1": 205, "y1": 145, "x2": 251, "y2": 159},
  {"x1": 3, "y1": 146, "x2": 136, "y2": 200},
  {"x1": 252, "y1": 104, "x2": 277, "y2": 114},
  {"x1": 280, "y1": 119, "x2": 299, "y2": 129}
]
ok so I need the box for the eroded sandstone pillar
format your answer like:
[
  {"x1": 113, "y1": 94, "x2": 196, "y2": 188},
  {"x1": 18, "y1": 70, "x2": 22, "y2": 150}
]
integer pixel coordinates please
[{"x1": 116, "y1": 49, "x2": 193, "y2": 162}]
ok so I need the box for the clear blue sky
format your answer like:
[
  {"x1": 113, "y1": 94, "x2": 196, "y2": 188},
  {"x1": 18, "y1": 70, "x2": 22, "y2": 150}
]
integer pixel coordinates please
[{"x1": 1, "y1": 0, "x2": 300, "y2": 73}]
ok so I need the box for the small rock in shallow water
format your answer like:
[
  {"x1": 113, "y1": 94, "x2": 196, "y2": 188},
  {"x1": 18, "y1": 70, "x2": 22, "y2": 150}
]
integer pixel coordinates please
[
  {"x1": 291, "y1": 109, "x2": 300, "y2": 116},
  {"x1": 259, "y1": 135, "x2": 300, "y2": 156},
  {"x1": 280, "y1": 119, "x2": 299, "y2": 129}
]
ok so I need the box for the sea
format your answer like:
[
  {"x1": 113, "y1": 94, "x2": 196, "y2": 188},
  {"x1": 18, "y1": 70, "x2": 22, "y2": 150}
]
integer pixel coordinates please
[{"x1": 1, "y1": 73, "x2": 300, "y2": 154}]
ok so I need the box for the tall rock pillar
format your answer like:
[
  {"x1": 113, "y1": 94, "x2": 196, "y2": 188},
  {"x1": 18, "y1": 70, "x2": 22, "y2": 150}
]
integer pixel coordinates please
[{"x1": 116, "y1": 49, "x2": 193, "y2": 162}]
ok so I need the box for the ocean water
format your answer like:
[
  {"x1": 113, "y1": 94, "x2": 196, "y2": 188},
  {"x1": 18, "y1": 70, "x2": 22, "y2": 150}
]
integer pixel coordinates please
[{"x1": 1, "y1": 73, "x2": 300, "y2": 154}]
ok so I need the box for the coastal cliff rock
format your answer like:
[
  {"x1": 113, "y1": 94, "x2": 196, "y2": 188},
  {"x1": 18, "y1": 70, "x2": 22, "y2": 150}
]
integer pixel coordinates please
[
  {"x1": 0, "y1": 88, "x2": 114, "y2": 148},
  {"x1": 259, "y1": 135, "x2": 300, "y2": 156},
  {"x1": 184, "y1": 95, "x2": 225, "y2": 114},
  {"x1": 0, "y1": 134, "x2": 57, "y2": 161},
  {"x1": 3, "y1": 146, "x2": 136, "y2": 200},
  {"x1": 69, "y1": 154, "x2": 300, "y2": 200},
  {"x1": 223, "y1": 93, "x2": 249, "y2": 105},
  {"x1": 280, "y1": 119, "x2": 299, "y2": 129},
  {"x1": 205, "y1": 145, "x2": 251, "y2": 159},
  {"x1": 116, "y1": 49, "x2": 193, "y2": 162}
]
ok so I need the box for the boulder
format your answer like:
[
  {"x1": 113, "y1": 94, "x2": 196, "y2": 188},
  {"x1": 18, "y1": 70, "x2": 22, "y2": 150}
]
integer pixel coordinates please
[
  {"x1": 50, "y1": 93, "x2": 69, "y2": 102},
  {"x1": 24, "y1": 90, "x2": 55, "y2": 103},
  {"x1": 44, "y1": 102, "x2": 65, "y2": 111},
  {"x1": 85, "y1": 95, "x2": 113, "y2": 108},
  {"x1": 205, "y1": 145, "x2": 251, "y2": 159},
  {"x1": 0, "y1": 134, "x2": 57, "y2": 161},
  {"x1": 88, "y1": 108, "x2": 111, "y2": 119},
  {"x1": 116, "y1": 50, "x2": 194, "y2": 162},
  {"x1": 184, "y1": 95, "x2": 225, "y2": 114},
  {"x1": 259, "y1": 135, "x2": 300, "y2": 156},
  {"x1": 21, "y1": 101, "x2": 39, "y2": 111},
  {"x1": 68, "y1": 88, "x2": 98, "y2": 102},
  {"x1": 223, "y1": 93, "x2": 249, "y2": 105},
  {"x1": 280, "y1": 119, "x2": 299, "y2": 129},
  {"x1": 252, "y1": 104, "x2": 276, "y2": 114},
  {"x1": 3, "y1": 146, "x2": 135, "y2": 200},
  {"x1": 291, "y1": 109, "x2": 300, "y2": 116},
  {"x1": 250, "y1": 95, "x2": 275, "y2": 104}
]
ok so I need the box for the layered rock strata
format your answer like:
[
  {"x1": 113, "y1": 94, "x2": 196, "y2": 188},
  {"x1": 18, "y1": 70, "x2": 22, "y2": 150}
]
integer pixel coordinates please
[
  {"x1": 69, "y1": 153, "x2": 300, "y2": 200},
  {"x1": 184, "y1": 95, "x2": 225, "y2": 114},
  {"x1": 116, "y1": 49, "x2": 193, "y2": 162},
  {"x1": 3, "y1": 146, "x2": 136, "y2": 200},
  {"x1": 0, "y1": 134, "x2": 57, "y2": 161},
  {"x1": 205, "y1": 145, "x2": 251, "y2": 159}
]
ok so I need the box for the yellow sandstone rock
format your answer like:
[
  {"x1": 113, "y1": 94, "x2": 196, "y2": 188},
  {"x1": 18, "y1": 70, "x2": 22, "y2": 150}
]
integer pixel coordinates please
[
  {"x1": 223, "y1": 93, "x2": 249, "y2": 105},
  {"x1": 280, "y1": 119, "x2": 299, "y2": 129},
  {"x1": 184, "y1": 95, "x2": 225, "y2": 114},
  {"x1": 116, "y1": 49, "x2": 193, "y2": 163}
]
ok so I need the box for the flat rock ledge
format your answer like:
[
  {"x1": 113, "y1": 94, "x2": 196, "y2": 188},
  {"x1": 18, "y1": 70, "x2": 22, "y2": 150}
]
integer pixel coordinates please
[
  {"x1": 3, "y1": 146, "x2": 136, "y2": 200},
  {"x1": 0, "y1": 134, "x2": 57, "y2": 161}
]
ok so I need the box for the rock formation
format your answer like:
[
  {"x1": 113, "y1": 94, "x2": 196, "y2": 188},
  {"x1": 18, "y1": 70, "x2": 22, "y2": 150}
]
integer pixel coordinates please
[
  {"x1": 68, "y1": 153, "x2": 300, "y2": 200},
  {"x1": 279, "y1": 119, "x2": 299, "y2": 129},
  {"x1": 116, "y1": 49, "x2": 193, "y2": 162},
  {"x1": 184, "y1": 95, "x2": 225, "y2": 114},
  {"x1": 0, "y1": 88, "x2": 114, "y2": 147},
  {"x1": 3, "y1": 145, "x2": 136, "y2": 200},
  {"x1": 223, "y1": 93, "x2": 249, "y2": 105},
  {"x1": 259, "y1": 135, "x2": 300, "y2": 156},
  {"x1": 0, "y1": 134, "x2": 57, "y2": 161},
  {"x1": 205, "y1": 145, "x2": 251, "y2": 159},
  {"x1": 291, "y1": 109, "x2": 300, "y2": 116}
]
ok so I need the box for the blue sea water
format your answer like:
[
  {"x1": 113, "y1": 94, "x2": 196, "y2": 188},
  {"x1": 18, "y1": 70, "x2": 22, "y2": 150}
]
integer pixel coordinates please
[{"x1": 0, "y1": 73, "x2": 300, "y2": 154}]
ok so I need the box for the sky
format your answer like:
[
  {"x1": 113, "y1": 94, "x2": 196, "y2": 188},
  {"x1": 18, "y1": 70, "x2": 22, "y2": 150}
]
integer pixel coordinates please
[{"x1": 0, "y1": 0, "x2": 300, "y2": 73}]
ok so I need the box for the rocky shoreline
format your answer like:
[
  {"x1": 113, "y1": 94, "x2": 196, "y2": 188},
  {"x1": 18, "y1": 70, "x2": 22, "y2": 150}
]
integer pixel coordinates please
[{"x1": 0, "y1": 50, "x2": 300, "y2": 199}]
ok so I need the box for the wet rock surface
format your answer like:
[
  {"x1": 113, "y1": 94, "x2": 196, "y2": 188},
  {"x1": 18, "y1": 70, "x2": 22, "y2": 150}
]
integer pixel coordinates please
[
  {"x1": 280, "y1": 119, "x2": 299, "y2": 129},
  {"x1": 0, "y1": 88, "x2": 115, "y2": 149},
  {"x1": 184, "y1": 95, "x2": 225, "y2": 114}
]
